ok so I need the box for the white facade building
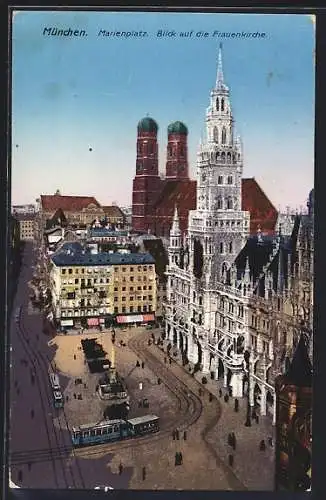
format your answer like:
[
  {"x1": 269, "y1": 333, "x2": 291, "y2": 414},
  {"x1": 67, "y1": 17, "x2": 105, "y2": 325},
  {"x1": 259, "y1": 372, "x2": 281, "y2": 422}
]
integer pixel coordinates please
[{"x1": 164, "y1": 45, "x2": 313, "y2": 423}]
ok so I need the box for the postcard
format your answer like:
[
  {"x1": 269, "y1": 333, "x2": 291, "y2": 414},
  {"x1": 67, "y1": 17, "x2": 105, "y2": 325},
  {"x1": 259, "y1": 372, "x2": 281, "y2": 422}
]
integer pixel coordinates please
[{"x1": 9, "y1": 9, "x2": 314, "y2": 492}]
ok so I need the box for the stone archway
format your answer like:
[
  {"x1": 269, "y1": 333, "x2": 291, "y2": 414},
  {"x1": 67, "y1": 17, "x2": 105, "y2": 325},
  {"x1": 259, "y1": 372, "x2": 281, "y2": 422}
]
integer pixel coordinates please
[
  {"x1": 173, "y1": 328, "x2": 178, "y2": 345},
  {"x1": 254, "y1": 383, "x2": 262, "y2": 410},
  {"x1": 179, "y1": 331, "x2": 184, "y2": 353},
  {"x1": 243, "y1": 374, "x2": 249, "y2": 396},
  {"x1": 266, "y1": 390, "x2": 274, "y2": 418}
]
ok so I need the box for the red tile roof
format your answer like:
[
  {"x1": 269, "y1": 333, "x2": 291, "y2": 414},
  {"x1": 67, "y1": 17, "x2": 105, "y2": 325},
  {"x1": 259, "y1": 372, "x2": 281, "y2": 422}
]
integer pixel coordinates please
[
  {"x1": 241, "y1": 178, "x2": 278, "y2": 234},
  {"x1": 152, "y1": 177, "x2": 277, "y2": 235},
  {"x1": 40, "y1": 195, "x2": 101, "y2": 212}
]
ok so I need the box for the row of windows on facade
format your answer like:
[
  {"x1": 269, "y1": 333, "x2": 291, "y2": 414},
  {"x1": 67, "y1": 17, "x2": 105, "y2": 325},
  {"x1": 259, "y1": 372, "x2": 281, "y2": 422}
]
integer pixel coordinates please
[
  {"x1": 60, "y1": 265, "x2": 153, "y2": 275},
  {"x1": 61, "y1": 274, "x2": 153, "y2": 285},
  {"x1": 200, "y1": 151, "x2": 240, "y2": 163},
  {"x1": 192, "y1": 218, "x2": 245, "y2": 229},
  {"x1": 61, "y1": 304, "x2": 153, "y2": 316},
  {"x1": 61, "y1": 294, "x2": 154, "y2": 304},
  {"x1": 215, "y1": 97, "x2": 227, "y2": 112},
  {"x1": 61, "y1": 281, "x2": 154, "y2": 292}
]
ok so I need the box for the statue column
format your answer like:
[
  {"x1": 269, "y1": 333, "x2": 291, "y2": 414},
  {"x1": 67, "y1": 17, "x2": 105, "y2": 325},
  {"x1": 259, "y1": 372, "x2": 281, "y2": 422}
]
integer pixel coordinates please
[
  {"x1": 202, "y1": 347, "x2": 210, "y2": 374},
  {"x1": 260, "y1": 385, "x2": 267, "y2": 416}
]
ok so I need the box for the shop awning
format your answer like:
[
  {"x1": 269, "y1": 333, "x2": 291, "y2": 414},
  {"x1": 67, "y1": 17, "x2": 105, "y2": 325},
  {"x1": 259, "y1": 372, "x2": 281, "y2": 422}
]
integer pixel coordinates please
[
  {"x1": 142, "y1": 314, "x2": 155, "y2": 322},
  {"x1": 117, "y1": 315, "x2": 143, "y2": 324},
  {"x1": 87, "y1": 317, "x2": 99, "y2": 326},
  {"x1": 61, "y1": 319, "x2": 74, "y2": 327}
]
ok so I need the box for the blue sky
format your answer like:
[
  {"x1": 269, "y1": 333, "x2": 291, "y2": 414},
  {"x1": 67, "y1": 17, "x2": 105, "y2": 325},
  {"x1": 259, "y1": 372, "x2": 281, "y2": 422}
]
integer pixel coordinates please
[{"x1": 12, "y1": 11, "x2": 315, "y2": 210}]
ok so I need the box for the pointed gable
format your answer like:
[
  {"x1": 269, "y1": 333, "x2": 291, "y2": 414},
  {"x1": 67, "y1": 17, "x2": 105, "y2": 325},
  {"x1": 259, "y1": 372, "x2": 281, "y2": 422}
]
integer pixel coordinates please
[{"x1": 285, "y1": 334, "x2": 312, "y2": 387}]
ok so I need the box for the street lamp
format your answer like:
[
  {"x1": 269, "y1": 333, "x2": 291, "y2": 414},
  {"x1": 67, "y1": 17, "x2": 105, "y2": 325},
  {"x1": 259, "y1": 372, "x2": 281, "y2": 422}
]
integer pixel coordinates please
[{"x1": 244, "y1": 349, "x2": 251, "y2": 427}]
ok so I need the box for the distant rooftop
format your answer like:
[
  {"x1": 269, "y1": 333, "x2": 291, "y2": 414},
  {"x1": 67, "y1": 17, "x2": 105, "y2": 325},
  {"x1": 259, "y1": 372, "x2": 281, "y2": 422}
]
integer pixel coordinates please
[
  {"x1": 89, "y1": 228, "x2": 129, "y2": 236},
  {"x1": 51, "y1": 245, "x2": 155, "y2": 267}
]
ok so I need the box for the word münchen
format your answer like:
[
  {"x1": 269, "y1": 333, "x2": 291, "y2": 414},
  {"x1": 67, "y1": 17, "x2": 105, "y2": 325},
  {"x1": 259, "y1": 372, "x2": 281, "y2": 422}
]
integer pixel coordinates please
[{"x1": 43, "y1": 27, "x2": 87, "y2": 37}]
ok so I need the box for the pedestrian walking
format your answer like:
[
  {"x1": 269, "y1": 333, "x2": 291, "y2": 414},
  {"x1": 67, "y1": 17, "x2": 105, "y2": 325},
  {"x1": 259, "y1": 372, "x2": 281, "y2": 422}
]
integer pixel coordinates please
[
  {"x1": 84, "y1": 383, "x2": 87, "y2": 388},
  {"x1": 141, "y1": 361, "x2": 145, "y2": 369},
  {"x1": 219, "y1": 388, "x2": 222, "y2": 398},
  {"x1": 176, "y1": 429, "x2": 180, "y2": 440},
  {"x1": 119, "y1": 462, "x2": 123, "y2": 475},
  {"x1": 172, "y1": 430, "x2": 176, "y2": 440},
  {"x1": 136, "y1": 360, "x2": 140, "y2": 367},
  {"x1": 268, "y1": 436, "x2": 273, "y2": 447},
  {"x1": 142, "y1": 467, "x2": 146, "y2": 481},
  {"x1": 157, "y1": 378, "x2": 161, "y2": 385},
  {"x1": 259, "y1": 440, "x2": 266, "y2": 451},
  {"x1": 66, "y1": 395, "x2": 69, "y2": 402},
  {"x1": 232, "y1": 433, "x2": 236, "y2": 450},
  {"x1": 228, "y1": 454, "x2": 234, "y2": 467},
  {"x1": 234, "y1": 398, "x2": 239, "y2": 412},
  {"x1": 255, "y1": 414, "x2": 259, "y2": 424},
  {"x1": 183, "y1": 430, "x2": 187, "y2": 440},
  {"x1": 73, "y1": 393, "x2": 76, "y2": 399},
  {"x1": 164, "y1": 357, "x2": 167, "y2": 364},
  {"x1": 179, "y1": 452, "x2": 183, "y2": 465},
  {"x1": 73, "y1": 354, "x2": 76, "y2": 360},
  {"x1": 169, "y1": 358, "x2": 172, "y2": 364}
]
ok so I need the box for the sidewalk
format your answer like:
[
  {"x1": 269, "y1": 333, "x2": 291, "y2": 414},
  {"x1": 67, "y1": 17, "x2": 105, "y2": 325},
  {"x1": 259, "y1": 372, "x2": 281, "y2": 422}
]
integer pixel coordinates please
[{"x1": 160, "y1": 338, "x2": 275, "y2": 491}]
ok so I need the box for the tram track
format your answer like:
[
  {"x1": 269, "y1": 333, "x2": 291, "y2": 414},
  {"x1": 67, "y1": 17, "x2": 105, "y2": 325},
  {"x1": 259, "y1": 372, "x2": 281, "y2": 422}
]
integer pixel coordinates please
[
  {"x1": 10, "y1": 252, "x2": 85, "y2": 488},
  {"x1": 11, "y1": 327, "x2": 204, "y2": 465}
]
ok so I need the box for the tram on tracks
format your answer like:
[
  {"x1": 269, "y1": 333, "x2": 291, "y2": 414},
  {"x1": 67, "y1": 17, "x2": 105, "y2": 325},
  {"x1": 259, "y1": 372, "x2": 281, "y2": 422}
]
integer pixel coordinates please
[
  {"x1": 71, "y1": 414, "x2": 160, "y2": 447},
  {"x1": 49, "y1": 373, "x2": 64, "y2": 408}
]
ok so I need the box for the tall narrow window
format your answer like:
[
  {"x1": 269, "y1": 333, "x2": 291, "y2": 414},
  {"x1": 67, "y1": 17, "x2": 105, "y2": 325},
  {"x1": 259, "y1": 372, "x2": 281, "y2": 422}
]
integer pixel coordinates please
[
  {"x1": 216, "y1": 97, "x2": 219, "y2": 111},
  {"x1": 221, "y1": 98, "x2": 225, "y2": 111},
  {"x1": 229, "y1": 241, "x2": 233, "y2": 253},
  {"x1": 217, "y1": 197, "x2": 223, "y2": 209},
  {"x1": 227, "y1": 198, "x2": 233, "y2": 210},
  {"x1": 218, "y1": 175, "x2": 223, "y2": 184},
  {"x1": 213, "y1": 126, "x2": 218, "y2": 143},
  {"x1": 221, "y1": 127, "x2": 226, "y2": 144},
  {"x1": 220, "y1": 242, "x2": 224, "y2": 254},
  {"x1": 227, "y1": 175, "x2": 233, "y2": 184}
]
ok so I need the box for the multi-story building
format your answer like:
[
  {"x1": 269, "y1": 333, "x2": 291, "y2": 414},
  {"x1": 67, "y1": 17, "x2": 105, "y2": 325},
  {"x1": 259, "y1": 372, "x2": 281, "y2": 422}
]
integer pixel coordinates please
[
  {"x1": 164, "y1": 45, "x2": 313, "y2": 424},
  {"x1": 50, "y1": 242, "x2": 157, "y2": 329},
  {"x1": 39, "y1": 190, "x2": 104, "y2": 229},
  {"x1": 102, "y1": 205, "x2": 126, "y2": 227},
  {"x1": 12, "y1": 204, "x2": 36, "y2": 215},
  {"x1": 14, "y1": 213, "x2": 36, "y2": 240}
]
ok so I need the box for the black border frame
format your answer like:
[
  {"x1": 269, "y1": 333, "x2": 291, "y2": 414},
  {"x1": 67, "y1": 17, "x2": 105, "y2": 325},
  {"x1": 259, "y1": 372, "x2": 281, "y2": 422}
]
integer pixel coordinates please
[{"x1": 2, "y1": 3, "x2": 324, "y2": 500}]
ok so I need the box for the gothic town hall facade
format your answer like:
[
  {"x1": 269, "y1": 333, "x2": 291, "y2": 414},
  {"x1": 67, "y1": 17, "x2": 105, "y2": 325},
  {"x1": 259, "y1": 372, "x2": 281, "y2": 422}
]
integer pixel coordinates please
[{"x1": 164, "y1": 46, "x2": 313, "y2": 424}]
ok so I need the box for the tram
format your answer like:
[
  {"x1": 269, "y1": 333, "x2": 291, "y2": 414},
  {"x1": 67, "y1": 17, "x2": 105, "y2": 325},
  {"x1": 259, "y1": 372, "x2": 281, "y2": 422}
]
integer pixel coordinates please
[
  {"x1": 71, "y1": 414, "x2": 160, "y2": 447},
  {"x1": 53, "y1": 390, "x2": 64, "y2": 408},
  {"x1": 49, "y1": 373, "x2": 60, "y2": 390}
]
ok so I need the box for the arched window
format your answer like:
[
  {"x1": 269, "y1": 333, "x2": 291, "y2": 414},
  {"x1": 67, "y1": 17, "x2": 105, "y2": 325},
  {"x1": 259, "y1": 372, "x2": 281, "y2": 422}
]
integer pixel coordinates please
[
  {"x1": 221, "y1": 98, "x2": 225, "y2": 111},
  {"x1": 227, "y1": 152, "x2": 231, "y2": 163},
  {"x1": 213, "y1": 127, "x2": 218, "y2": 143},
  {"x1": 227, "y1": 198, "x2": 233, "y2": 210},
  {"x1": 220, "y1": 242, "x2": 224, "y2": 254},
  {"x1": 222, "y1": 127, "x2": 226, "y2": 144},
  {"x1": 216, "y1": 97, "x2": 219, "y2": 111},
  {"x1": 229, "y1": 241, "x2": 233, "y2": 253},
  {"x1": 221, "y1": 152, "x2": 226, "y2": 163}
]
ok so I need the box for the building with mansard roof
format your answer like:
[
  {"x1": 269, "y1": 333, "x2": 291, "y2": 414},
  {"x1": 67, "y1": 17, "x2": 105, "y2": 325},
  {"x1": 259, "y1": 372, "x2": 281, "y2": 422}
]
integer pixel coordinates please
[{"x1": 164, "y1": 45, "x2": 313, "y2": 424}]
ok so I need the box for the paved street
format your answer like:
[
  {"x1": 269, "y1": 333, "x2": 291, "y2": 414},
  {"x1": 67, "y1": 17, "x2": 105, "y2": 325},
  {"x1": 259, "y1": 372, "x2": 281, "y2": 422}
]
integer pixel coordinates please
[
  {"x1": 10, "y1": 242, "x2": 132, "y2": 489},
  {"x1": 9, "y1": 241, "x2": 273, "y2": 491}
]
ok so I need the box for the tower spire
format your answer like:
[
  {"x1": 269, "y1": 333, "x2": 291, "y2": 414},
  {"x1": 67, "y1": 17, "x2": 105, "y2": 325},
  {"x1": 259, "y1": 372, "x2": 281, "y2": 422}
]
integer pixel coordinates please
[
  {"x1": 171, "y1": 204, "x2": 181, "y2": 235},
  {"x1": 216, "y1": 43, "x2": 224, "y2": 88}
]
